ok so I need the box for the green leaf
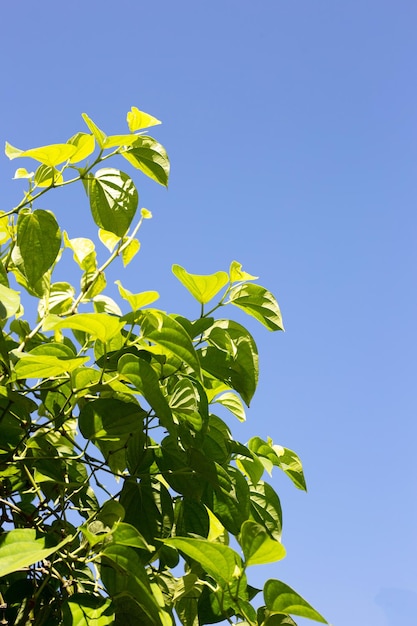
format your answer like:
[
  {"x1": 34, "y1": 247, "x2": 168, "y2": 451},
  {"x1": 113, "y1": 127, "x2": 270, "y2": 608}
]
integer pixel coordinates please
[
  {"x1": 5, "y1": 141, "x2": 77, "y2": 166},
  {"x1": 17, "y1": 209, "x2": 61, "y2": 285},
  {"x1": 249, "y1": 480, "x2": 283, "y2": 541},
  {"x1": 81, "y1": 113, "x2": 106, "y2": 147},
  {"x1": 116, "y1": 280, "x2": 159, "y2": 310},
  {"x1": 99, "y1": 229, "x2": 121, "y2": 252},
  {"x1": 100, "y1": 544, "x2": 166, "y2": 626},
  {"x1": 34, "y1": 164, "x2": 63, "y2": 187},
  {"x1": 84, "y1": 168, "x2": 138, "y2": 237},
  {"x1": 172, "y1": 264, "x2": 228, "y2": 304},
  {"x1": 199, "y1": 319, "x2": 258, "y2": 406},
  {"x1": 164, "y1": 537, "x2": 243, "y2": 588},
  {"x1": 0, "y1": 528, "x2": 72, "y2": 577},
  {"x1": 14, "y1": 354, "x2": 89, "y2": 379},
  {"x1": 240, "y1": 520, "x2": 286, "y2": 566},
  {"x1": 264, "y1": 580, "x2": 327, "y2": 623},
  {"x1": 111, "y1": 522, "x2": 153, "y2": 551},
  {"x1": 272, "y1": 444, "x2": 307, "y2": 491},
  {"x1": 118, "y1": 353, "x2": 173, "y2": 430},
  {"x1": 44, "y1": 313, "x2": 124, "y2": 344},
  {"x1": 39, "y1": 281, "x2": 75, "y2": 316},
  {"x1": 63, "y1": 594, "x2": 114, "y2": 626},
  {"x1": 0, "y1": 284, "x2": 20, "y2": 320},
  {"x1": 103, "y1": 134, "x2": 143, "y2": 149},
  {"x1": 228, "y1": 283, "x2": 284, "y2": 331},
  {"x1": 79, "y1": 398, "x2": 145, "y2": 441},
  {"x1": 64, "y1": 233, "x2": 97, "y2": 271},
  {"x1": 67, "y1": 132, "x2": 96, "y2": 163},
  {"x1": 121, "y1": 237, "x2": 140, "y2": 266},
  {"x1": 93, "y1": 294, "x2": 123, "y2": 316},
  {"x1": 139, "y1": 309, "x2": 201, "y2": 377},
  {"x1": 229, "y1": 260, "x2": 258, "y2": 283},
  {"x1": 122, "y1": 136, "x2": 170, "y2": 187},
  {"x1": 248, "y1": 438, "x2": 307, "y2": 491},
  {"x1": 127, "y1": 106, "x2": 162, "y2": 132},
  {"x1": 213, "y1": 391, "x2": 246, "y2": 422}
]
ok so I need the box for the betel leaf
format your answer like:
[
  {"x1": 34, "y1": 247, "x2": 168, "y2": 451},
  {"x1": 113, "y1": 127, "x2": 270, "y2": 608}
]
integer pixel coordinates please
[
  {"x1": 139, "y1": 309, "x2": 201, "y2": 377},
  {"x1": 62, "y1": 594, "x2": 114, "y2": 626},
  {"x1": 0, "y1": 284, "x2": 20, "y2": 320},
  {"x1": 5, "y1": 141, "x2": 77, "y2": 166},
  {"x1": 14, "y1": 354, "x2": 89, "y2": 379},
  {"x1": 264, "y1": 580, "x2": 327, "y2": 623},
  {"x1": 248, "y1": 437, "x2": 307, "y2": 491},
  {"x1": 240, "y1": 520, "x2": 286, "y2": 566},
  {"x1": 127, "y1": 106, "x2": 162, "y2": 132},
  {"x1": 121, "y1": 237, "x2": 140, "y2": 267},
  {"x1": 84, "y1": 168, "x2": 138, "y2": 237},
  {"x1": 17, "y1": 209, "x2": 61, "y2": 285},
  {"x1": 64, "y1": 233, "x2": 97, "y2": 271},
  {"x1": 122, "y1": 135, "x2": 170, "y2": 187},
  {"x1": 172, "y1": 264, "x2": 229, "y2": 305},
  {"x1": 228, "y1": 283, "x2": 284, "y2": 332},
  {"x1": 0, "y1": 528, "x2": 73, "y2": 577},
  {"x1": 272, "y1": 444, "x2": 307, "y2": 491},
  {"x1": 116, "y1": 280, "x2": 159, "y2": 310},
  {"x1": 43, "y1": 313, "x2": 124, "y2": 344},
  {"x1": 213, "y1": 391, "x2": 246, "y2": 422},
  {"x1": 100, "y1": 544, "x2": 165, "y2": 626},
  {"x1": 118, "y1": 353, "x2": 173, "y2": 430},
  {"x1": 67, "y1": 132, "x2": 96, "y2": 163},
  {"x1": 34, "y1": 164, "x2": 63, "y2": 187},
  {"x1": 229, "y1": 260, "x2": 258, "y2": 283},
  {"x1": 199, "y1": 319, "x2": 258, "y2": 406},
  {"x1": 249, "y1": 480, "x2": 283, "y2": 541},
  {"x1": 78, "y1": 398, "x2": 145, "y2": 441},
  {"x1": 164, "y1": 537, "x2": 243, "y2": 589},
  {"x1": 81, "y1": 113, "x2": 106, "y2": 147}
]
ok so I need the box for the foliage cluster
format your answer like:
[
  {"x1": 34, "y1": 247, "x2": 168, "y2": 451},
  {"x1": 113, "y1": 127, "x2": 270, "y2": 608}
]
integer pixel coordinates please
[{"x1": 0, "y1": 108, "x2": 326, "y2": 625}]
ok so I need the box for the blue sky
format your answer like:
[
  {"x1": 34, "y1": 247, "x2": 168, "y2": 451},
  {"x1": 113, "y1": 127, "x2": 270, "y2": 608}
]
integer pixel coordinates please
[{"x1": 1, "y1": 1, "x2": 416, "y2": 624}]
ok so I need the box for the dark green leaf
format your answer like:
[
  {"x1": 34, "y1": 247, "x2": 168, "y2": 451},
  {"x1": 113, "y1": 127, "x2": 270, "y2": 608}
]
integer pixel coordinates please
[
  {"x1": 17, "y1": 209, "x2": 61, "y2": 285},
  {"x1": 122, "y1": 135, "x2": 170, "y2": 187},
  {"x1": 84, "y1": 168, "x2": 138, "y2": 237},
  {"x1": 79, "y1": 398, "x2": 145, "y2": 441}
]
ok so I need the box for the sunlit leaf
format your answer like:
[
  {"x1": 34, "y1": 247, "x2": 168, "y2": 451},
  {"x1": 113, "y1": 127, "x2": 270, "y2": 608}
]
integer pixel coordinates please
[
  {"x1": 116, "y1": 280, "x2": 159, "y2": 310},
  {"x1": 67, "y1": 132, "x2": 96, "y2": 163},
  {"x1": 34, "y1": 164, "x2": 64, "y2": 187},
  {"x1": 213, "y1": 391, "x2": 246, "y2": 422},
  {"x1": 240, "y1": 520, "x2": 286, "y2": 566},
  {"x1": 228, "y1": 283, "x2": 284, "y2": 331},
  {"x1": 5, "y1": 141, "x2": 77, "y2": 166},
  {"x1": 172, "y1": 264, "x2": 228, "y2": 304},
  {"x1": 84, "y1": 168, "x2": 138, "y2": 237},
  {"x1": 81, "y1": 113, "x2": 106, "y2": 147},
  {"x1": 121, "y1": 237, "x2": 140, "y2": 266},
  {"x1": 139, "y1": 309, "x2": 201, "y2": 376},
  {"x1": 127, "y1": 106, "x2": 162, "y2": 132},
  {"x1": 0, "y1": 529, "x2": 72, "y2": 577},
  {"x1": 229, "y1": 260, "x2": 258, "y2": 283},
  {"x1": 0, "y1": 284, "x2": 20, "y2": 320},
  {"x1": 17, "y1": 209, "x2": 61, "y2": 285},
  {"x1": 264, "y1": 580, "x2": 327, "y2": 623},
  {"x1": 164, "y1": 537, "x2": 243, "y2": 588},
  {"x1": 122, "y1": 136, "x2": 170, "y2": 187},
  {"x1": 43, "y1": 312, "x2": 124, "y2": 344},
  {"x1": 14, "y1": 353, "x2": 89, "y2": 379},
  {"x1": 63, "y1": 593, "x2": 114, "y2": 626},
  {"x1": 99, "y1": 229, "x2": 121, "y2": 252},
  {"x1": 64, "y1": 233, "x2": 97, "y2": 271}
]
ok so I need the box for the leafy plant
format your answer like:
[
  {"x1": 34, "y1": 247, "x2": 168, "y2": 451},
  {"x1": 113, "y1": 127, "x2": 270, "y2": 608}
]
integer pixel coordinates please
[{"x1": 0, "y1": 107, "x2": 327, "y2": 625}]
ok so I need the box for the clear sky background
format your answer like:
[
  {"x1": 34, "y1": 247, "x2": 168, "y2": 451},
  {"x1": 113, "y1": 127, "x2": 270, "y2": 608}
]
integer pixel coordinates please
[{"x1": 1, "y1": 2, "x2": 416, "y2": 625}]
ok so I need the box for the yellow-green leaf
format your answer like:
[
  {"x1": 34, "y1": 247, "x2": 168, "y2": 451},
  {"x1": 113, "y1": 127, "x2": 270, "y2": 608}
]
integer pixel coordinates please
[
  {"x1": 229, "y1": 260, "x2": 258, "y2": 283},
  {"x1": 5, "y1": 141, "x2": 77, "y2": 166},
  {"x1": 67, "y1": 132, "x2": 95, "y2": 163},
  {"x1": 43, "y1": 313, "x2": 124, "y2": 344},
  {"x1": 172, "y1": 264, "x2": 228, "y2": 304},
  {"x1": 121, "y1": 238, "x2": 140, "y2": 266},
  {"x1": 127, "y1": 106, "x2": 162, "y2": 132},
  {"x1": 115, "y1": 281, "x2": 159, "y2": 310}
]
